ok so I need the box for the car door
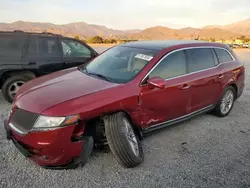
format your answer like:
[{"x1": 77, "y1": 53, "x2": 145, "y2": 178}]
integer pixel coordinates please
[
  {"x1": 185, "y1": 47, "x2": 222, "y2": 113},
  {"x1": 139, "y1": 50, "x2": 191, "y2": 128},
  {"x1": 0, "y1": 33, "x2": 27, "y2": 72},
  {"x1": 23, "y1": 35, "x2": 63, "y2": 75},
  {"x1": 59, "y1": 38, "x2": 95, "y2": 69}
]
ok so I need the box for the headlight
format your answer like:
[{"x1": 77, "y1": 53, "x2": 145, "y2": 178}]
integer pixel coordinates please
[
  {"x1": 33, "y1": 116, "x2": 65, "y2": 128},
  {"x1": 33, "y1": 115, "x2": 79, "y2": 129}
]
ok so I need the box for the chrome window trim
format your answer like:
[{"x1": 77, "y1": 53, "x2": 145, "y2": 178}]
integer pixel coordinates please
[{"x1": 140, "y1": 46, "x2": 235, "y2": 85}]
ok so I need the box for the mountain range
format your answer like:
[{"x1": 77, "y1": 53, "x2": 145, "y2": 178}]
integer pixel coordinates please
[
  {"x1": 0, "y1": 21, "x2": 140, "y2": 39},
  {"x1": 0, "y1": 19, "x2": 250, "y2": 40}
]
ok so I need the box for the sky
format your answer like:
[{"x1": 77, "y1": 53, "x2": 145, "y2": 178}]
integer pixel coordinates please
[{"x1": 1, "y1": 0, "x2": 250, "y2": 30}]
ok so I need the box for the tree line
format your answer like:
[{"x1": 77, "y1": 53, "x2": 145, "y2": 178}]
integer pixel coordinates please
[
  {"x1": 75, "y1": 36, "x2": 117, "y2": 44},
  {"x1": 237, "y1": 36, "x2": 250, "y2": 43},
  {"x1": 75, "y1": 35, "x2": 250, "y2": 44}
]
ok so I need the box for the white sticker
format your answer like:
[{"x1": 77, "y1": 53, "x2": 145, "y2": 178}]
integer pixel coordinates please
[{"x1": 135, "y1": 54, "x2": 153, "y2": 61}]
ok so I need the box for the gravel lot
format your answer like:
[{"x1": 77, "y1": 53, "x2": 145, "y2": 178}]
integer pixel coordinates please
[{"x1": 0, "y1": 49, "x2": 250, "y2": 188}]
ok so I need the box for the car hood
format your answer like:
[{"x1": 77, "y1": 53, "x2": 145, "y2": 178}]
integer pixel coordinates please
[{"x1": 15, "y1": 67, "x2": 119, "y2": 114}]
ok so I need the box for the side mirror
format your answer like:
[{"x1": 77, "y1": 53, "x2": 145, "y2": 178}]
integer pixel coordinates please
[
  {"x1": 147, "y1": 77, "x2": 166, "y2": 89},
  {"x1": 91, "y1": 51, "x2": 99, "y2": 58}
]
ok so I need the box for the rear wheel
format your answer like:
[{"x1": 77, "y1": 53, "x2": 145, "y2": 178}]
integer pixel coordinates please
[
  {"x1": 1, "y1": 75, "x2": 30, "y2": 103},
  {"x1": 104, "y1": 112, "x2": 143, "y2": 168},
  {"x1": 214, "y1": 86, "x2": 235, "y2": 117}
]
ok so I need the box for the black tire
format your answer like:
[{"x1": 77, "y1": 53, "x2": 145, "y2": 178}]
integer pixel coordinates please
[
  {"x1": 1, "y1": 75, "x2": 30, "y2": 103},
  {"x1": 213, "y1": 86, "x2": 236, "y2": 117},
  {"x1": 104, "y1": 112, "x2": 144, "y2": 168}
]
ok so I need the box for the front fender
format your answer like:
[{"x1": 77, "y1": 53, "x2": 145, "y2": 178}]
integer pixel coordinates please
[{"x1": 41, "y1": 85, "x2": 143, "y2": 126}]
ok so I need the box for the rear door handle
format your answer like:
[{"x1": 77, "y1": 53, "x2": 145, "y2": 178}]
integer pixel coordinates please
[
  {"x1": 181, "y1": 84, "x2": 191, "y2": 90},
  {"x1": 28, "y1": 61, "x2": 36, "y2": 65},
  {"x1": 218, "y1": 74, "x2": 224, "y2": 79}
]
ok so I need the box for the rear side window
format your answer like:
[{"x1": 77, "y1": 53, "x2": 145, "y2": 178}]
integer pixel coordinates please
[
  {"x1": 149, "y1": 50, "x2": 187, "y2": 79},
  {"x1": 187, "y1": 48, "x2": 215, "y2": 73},
  {"x1": 27, "y1": 36, "x2": 60, "y2": 57},
  {"x1": 214, "y1": 48, "x2": 233, "y2": 63},
  {"x1": 0, "y1": 34, "x2": 26, "y2": 58}
]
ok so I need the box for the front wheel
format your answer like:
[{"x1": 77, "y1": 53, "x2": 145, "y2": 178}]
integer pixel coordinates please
[
  {"x1": 104, "y1": 112, "x2": 144, "y2": 168},
  {"x1": 214, "y1": 86, "x2": 236, "y2": 117}
]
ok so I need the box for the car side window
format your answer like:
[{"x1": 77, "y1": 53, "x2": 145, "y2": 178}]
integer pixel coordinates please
[
  {"x1": 214, "y1": 48, "x2": 233, "y2": 63},
  {"x1": 187, "y1": 48, "x2": 215, "y2": 73},
  {"x1": 27, "y1": 36, "x2": 60, "y2": 57},
  {"x1": 0, "y1": 34, "x2": 26, "y2": 58},
  {"x1": 60, "y1": 39, "x2": 91, "y2": 58},
  {"x1": 149, "y1": 50, "x2": 187, "y2": 79}
]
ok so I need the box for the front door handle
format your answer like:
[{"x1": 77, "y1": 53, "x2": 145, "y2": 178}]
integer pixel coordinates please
[
  {"x1": 181, "y1": 84, "x2": 191, "y2": 90},
  {"x1": 218, "y1": 74, "x2": 224, "y2": 79}
]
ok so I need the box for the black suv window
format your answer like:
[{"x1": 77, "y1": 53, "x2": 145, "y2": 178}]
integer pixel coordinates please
[
  {"x1": 60, "y1": 39, "x2": 91, "y2": 58},
  {"x1": 187, "y1": 48, "x2": 215, "y2": 73},
  {"x1": 214, "y1": 48, "x2": 233, "y2": 63},
  {"x1": 0, "y1": 34, "x2": 26, "y2": 58},
  {"x1": 149, "y1": 50, "x2": 187, "y2": 79},
  {"x1": 27, "y1": 36, "x2": 60, "y2": 57}
]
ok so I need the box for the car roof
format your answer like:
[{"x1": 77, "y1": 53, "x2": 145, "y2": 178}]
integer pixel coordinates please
[
  {"x1": 0, "y1": 31, "x2": 62, "y2": 37},
  {"x1": 120, "y1": 40, "x2": 224, "y2": 50}
]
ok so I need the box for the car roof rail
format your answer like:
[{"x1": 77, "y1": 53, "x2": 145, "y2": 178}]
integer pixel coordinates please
[
  {"x1": 0, "y1": 30, "x2": 63, "y2": 36},
  {"x1": 40, "y1": 32, "x2": 62, "y2": 36},
  {"x1": 13, "y1": 30, "x2": 24, "y2": 32}
]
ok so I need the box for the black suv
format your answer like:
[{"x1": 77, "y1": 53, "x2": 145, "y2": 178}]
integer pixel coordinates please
[{"x1": 0, "y1": 31, "x2": 98, "y2": 102}]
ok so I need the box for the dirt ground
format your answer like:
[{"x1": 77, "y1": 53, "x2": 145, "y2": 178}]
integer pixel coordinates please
[{"x1": 0, "y1": 49, "x2": 249, "y2": 188}]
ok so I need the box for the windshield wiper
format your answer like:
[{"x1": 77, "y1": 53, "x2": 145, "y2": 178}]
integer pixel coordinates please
[
  {"x1": 80, "y1": 67, "x2": 112, "y2": 82},
  {"x1": 87, "y1": 72, "x2": 113, "y2": 82}
]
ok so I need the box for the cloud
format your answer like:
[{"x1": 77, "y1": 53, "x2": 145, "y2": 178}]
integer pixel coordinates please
[{"x1": 0, "y1": 0, "x2": 250, "y2": 29}]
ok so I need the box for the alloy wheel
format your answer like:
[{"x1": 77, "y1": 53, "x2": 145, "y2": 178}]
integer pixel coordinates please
[
  {"x1": 8, "y1": 81, "x2": 25, "y2": 98},
  {"x1": 220, "y1": 90, "x2": 234, "y2": 115},
  {"x1": 123, "y1": 118, "x2": 139, "y2": 157}
]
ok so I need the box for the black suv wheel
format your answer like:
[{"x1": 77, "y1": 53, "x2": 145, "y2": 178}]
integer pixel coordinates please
[{"x1": 1, "y1": 75, "x2": 30, "y2": 103}]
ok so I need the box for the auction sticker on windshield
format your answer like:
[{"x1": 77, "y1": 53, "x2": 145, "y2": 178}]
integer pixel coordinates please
[{"x1": 135, "y1": 54, "x2": 153, "y2": 61}]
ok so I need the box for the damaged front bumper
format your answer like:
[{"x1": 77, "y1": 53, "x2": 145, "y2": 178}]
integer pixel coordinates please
[{"x1": 4, "y1": 120, "x2": 85, "y2": 169}]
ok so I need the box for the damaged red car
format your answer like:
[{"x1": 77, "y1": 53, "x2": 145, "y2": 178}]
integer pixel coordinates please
[{"x1": 4, "y1": 40, "x2": 245, "y2": 169}]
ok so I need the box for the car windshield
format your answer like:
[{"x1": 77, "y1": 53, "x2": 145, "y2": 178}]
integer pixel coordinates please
[{"x1": 80, "y1": 46, "x2": 158, "y2": 83}]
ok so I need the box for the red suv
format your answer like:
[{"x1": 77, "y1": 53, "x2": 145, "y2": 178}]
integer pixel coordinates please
[{"x1": 4, "y1": 40, "x2": 245, "y2": 169}]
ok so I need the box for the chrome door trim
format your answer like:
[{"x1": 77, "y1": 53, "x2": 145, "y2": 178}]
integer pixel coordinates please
[
  {"x1": 143, "y1": 104, "x2": 214, "y2": 133},
  {"x1": 140, "y1": 46, "x2": 235, "y2": 85}
]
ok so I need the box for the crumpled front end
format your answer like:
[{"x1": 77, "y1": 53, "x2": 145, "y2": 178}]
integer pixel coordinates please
[{"x1": 4, "y1": 108, "x2": 86, "y2": 169}]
